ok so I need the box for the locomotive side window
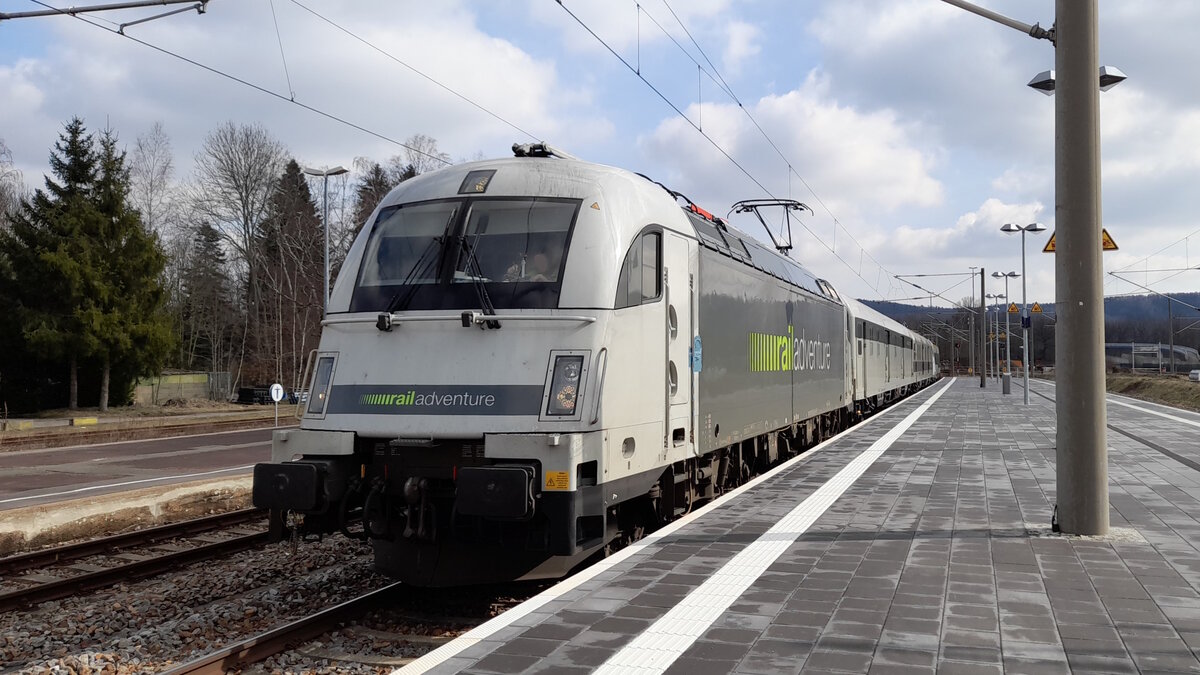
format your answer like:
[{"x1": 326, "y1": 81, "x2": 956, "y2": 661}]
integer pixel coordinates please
[{"x1": 615, "y1": 230, "x2": 662, "y2": 309}]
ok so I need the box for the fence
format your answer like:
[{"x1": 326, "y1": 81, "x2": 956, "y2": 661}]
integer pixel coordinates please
[{"x1": 134, "y1": 372, "x2": 232, "y2": 405}]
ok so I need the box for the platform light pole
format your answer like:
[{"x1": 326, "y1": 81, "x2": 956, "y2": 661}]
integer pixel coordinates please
[
  {"x1": 1002, "y1": 223, "x2": 1047, "y2": 404},
  {"x1": 993, "y1": 272, "x2": 1019, "y2": 378},
  {"x1": 302, "y1": 165, "x2": 349, "y2": 317},
  {"x1": 986, "y1": 293, "x2": 1004, "y2": 380},
  {"x1": 969, "y1": 266, "x2": 978, "y2": 378}
]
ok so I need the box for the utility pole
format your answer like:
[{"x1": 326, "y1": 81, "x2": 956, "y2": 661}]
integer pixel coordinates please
[
  {"x1": 1056, "y1": 0, "x2": 1108, "y2": 535},
  {"x1": 1169, "y1": 298, "x2": 1175, "y2": 374},
  {"x1": 941, "y1": 0, "x2": 1110, "y2": 536},
  {"x1": 979, "y1": 267, "x2": 986, "y2": 387}
]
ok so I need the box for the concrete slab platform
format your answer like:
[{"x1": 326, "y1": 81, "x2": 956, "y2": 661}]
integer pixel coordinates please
[{"x1": 401, "y1": 377, "x2": 1200, "y2": 674}]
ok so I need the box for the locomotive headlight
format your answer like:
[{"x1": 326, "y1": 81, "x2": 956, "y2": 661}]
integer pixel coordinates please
[
  {"x1": 307, "y1": 356, "x2": 336, "y2": 416},
  {"x1": 546, "y1": 355, "x2": 584, "y2": 416}
]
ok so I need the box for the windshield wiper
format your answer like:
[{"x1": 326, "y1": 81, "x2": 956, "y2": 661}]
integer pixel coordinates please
[
  {"x1": 382, "y1": 209, "x2": 459, "y2": 315},
  {"x1": 456, "y1": 215, "x2": 500, "y2": 329}
]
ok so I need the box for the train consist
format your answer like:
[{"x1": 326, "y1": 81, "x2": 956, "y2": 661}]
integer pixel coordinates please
[{"x1": 253, "y1": 144, "x2": 939, "y2": 586}]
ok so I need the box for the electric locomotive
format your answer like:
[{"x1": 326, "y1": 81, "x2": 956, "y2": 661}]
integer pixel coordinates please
[{"x1": 253, "y1": 143, "x2": 938, "y2": 586}]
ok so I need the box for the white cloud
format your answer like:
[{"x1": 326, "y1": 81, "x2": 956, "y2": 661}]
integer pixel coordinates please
[
  {"x1": 722, "y1": 21, "x2": 760, "y2": 76},
  {"x1": 639, "y1": 72, "x2": 944, "y2": 221},
  {"x1": 1, "y1": 1, "x2": 611, "y2": 182}
]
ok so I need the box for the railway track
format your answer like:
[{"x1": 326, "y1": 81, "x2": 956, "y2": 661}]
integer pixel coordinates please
[
  {"x1": 161, "y1": 583, "x2": 407, "y2": 674},
  {"x1": 160, "y1": 583, "x2": 539, "y2": 673},
  {"x1": 0, "y1": 508, "x2": 270, "y2": 611}
]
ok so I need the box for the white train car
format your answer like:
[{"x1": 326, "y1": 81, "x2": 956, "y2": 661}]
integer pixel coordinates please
[
  {"x1": 253, "y1": 145, "x2": 938, "y2": 586},
  {"x1": 844, "y1": 298, "x2": 938, "y2": 412}
]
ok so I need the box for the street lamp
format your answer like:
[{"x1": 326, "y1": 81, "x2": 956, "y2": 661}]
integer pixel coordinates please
[
  {"x1": 986, "y1": 293, "x2": 1005, "y2": 381},
  {"x1": 1027, "y1": 65, "x2": 1127, "y2": 94},
  {"x1": 992, "y1": 272, "x2": 1020, "y2": 382},
  {"x1": 969, "y1": 266, "x2": 978, "y2": 377},
  {"x1": 940, "y1": 0, "x2": 1123, "y2": 538},
  {"x1": 1029, "y1": 15, "x2": 1125, "y2": 535},
  {"x1": 1001, "y1": 222, "x2": 1048, "y2": 404},
  {"x1": 302, "y1": 165, "x2": 350, "y2": 317}
]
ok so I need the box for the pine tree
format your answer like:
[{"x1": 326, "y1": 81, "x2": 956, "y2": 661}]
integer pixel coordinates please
[
  {"x1": 84, "y1": 128, "x2": 174, "y2": 411},
  {"x1": 0, "y1": 118, "x2": 100, "y2": 409},
  {"x1": 254, "y1": 159, "x2": 322, "y2": 388},
  {"x1": 351, "y1": 161, "x2": 396, "y2": 240},
  {"x1": 181, "y1": 222, "x2": 234, "y2": 372}
]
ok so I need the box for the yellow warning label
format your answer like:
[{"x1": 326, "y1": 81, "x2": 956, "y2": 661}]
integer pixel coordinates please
[
  {"x1": 1102, "y1": 229, "x2": 1118, "y2": 250},
  {"x1": 1042, "y1": 228, "x2": 1118, "y2": 253},
  {"x1": 544, "y1": 471, "x2": 570, "y2": 491},
  {"x1": 1008, "y1": 303, "x2": 1020, "y2": 314},
  {"x1": 1031, "y1": 302, "x2": 1043, "y2": 313}
]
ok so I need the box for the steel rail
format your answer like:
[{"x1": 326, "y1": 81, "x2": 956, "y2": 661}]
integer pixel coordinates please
[
  {"x1": 160, "y1": 583, "x2": 404, "y2": 674},
  {"x1": 0, "y1": 508, "x2": 265, "y2": 576},
  {"x1": 0, "y1": 529, "x2": 269, "y2": 611}
]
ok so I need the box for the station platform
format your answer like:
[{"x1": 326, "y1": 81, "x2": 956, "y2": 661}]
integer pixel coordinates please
[
  {"x1": 402, "y1": 376, "x2": 1200, "y2": 674},
  {"x1": 0, "y1": 427, "x2": 275, "y2": 554}
]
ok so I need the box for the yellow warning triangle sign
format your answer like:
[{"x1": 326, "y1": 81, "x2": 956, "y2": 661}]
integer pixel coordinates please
[
  {"x1": 1102, "y1": 229, "x2": 1118, "y2": 250},
  {"x1": 1042, "y1": 229, "x2": 1118, "y2": 252},
  {"x1": 1031, "y1": 302, "x2": 1043, "y2": 313},
  {"x1": 1008, "y1": 302, "x2": 1020, "y2": 314}
]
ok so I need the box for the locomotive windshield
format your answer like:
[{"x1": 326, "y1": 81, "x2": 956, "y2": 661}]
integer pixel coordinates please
[{"x1": 349, "y1": 197, "x2": 580, "y2": 313}]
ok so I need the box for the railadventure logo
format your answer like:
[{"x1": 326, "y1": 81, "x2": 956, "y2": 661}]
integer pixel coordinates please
[
  {"x1": 749, "y1": 325, "x2": 832, "y2": 372},
  {"x1": 358, "y1": 390, "x2": 497, "y2": 408},
  {"x1": 331, "y1": 383, "x2": 545, "y2": 416}
]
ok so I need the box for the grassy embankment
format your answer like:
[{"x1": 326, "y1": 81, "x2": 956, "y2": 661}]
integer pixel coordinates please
[
  {"x1": 1036, "y1": 372, "x2": 1200, "y2": 413},
  {"x1": 1105, "y1": 373, "x2": 1200, "y2": 413}
]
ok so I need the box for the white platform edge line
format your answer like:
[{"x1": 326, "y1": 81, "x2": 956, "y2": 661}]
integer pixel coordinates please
[
  {"x1": 0, "y1": 465, "x2": 256, "y2": 506},
  {"x1": 395, "y1": 378, "x2": 954, "y2": 674},
  {"x1": 1106, "y1": 397, "x2": 1200, "y2": 429},
  {"x1": 594, "y1": 378, "x2": 953, "y2": 673},
  {"x1": 1028, "y1": 378, "x2": 1200, "y2": 428}
]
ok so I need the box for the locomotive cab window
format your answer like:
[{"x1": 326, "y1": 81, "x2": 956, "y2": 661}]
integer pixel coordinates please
[
  {"x1": 350, "y1": 197, "x2": 580, "y2": 312},
  {"x1": 615, "y1": 230, "x2": 662, "y2": 309}
]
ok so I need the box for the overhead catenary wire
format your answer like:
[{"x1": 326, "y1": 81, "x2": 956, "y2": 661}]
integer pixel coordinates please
[
  {"x1": 286, "y1": 0, "x2": 539, "y2": 143},
  {"x1": 27, "y1": 0, "x2": 454, "y2": 167},
  {"x1": 558, "y1": 0, "x2": 894, "y2": 299},
  {"x1": 267, "y1": 0, "x2": 295, "y2": 100},
  {"x1": 656, "y1": 0, "x2": 892, "y2": 293}
]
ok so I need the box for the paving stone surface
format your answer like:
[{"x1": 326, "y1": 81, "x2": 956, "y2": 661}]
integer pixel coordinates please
[{"x1": 423, "y1": 377, "x2": 1200, "y2": 674}]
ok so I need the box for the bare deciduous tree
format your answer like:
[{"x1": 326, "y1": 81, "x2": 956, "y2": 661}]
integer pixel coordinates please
[
  {"x1": 392, "y1": 133, "x2": 450, "y2": 177},
  {"x1": 129, "y1": 122, "x2": 176, "y2": 235},
  {"x1": 188, "y1": 122, "x2": 286, "y2": 389},
  {"x1": 0, "y1": 139, "x2": 24, "y2": 227}
]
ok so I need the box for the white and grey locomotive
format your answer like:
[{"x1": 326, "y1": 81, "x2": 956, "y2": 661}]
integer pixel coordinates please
[{"x1": 253, "y1": 144, "x2": 939, "y2": 586}]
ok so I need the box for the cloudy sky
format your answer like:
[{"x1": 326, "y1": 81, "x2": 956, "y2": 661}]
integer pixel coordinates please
[{"x1": 2, "y1": 0, "x2": 1198, "y2": 307}]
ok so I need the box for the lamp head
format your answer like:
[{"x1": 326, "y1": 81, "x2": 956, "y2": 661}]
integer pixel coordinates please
[
  {"x1": 1028, "y1": 69, "x2": 1055, "y2": 95},
  {"x1": 1025, "y1": 222, "x2": 1047, "y2": 233},
  {"x1": 1001, "y1": 223, "x2": 1021, "y2": 233},
  {"x1": 1099, "y1": 66, "x2": 1127, "y2": 91}
]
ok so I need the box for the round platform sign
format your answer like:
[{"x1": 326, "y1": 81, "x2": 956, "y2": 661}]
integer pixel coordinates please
[{"x1": 269, "y1": 383, "x2": 285, "y2": 403}]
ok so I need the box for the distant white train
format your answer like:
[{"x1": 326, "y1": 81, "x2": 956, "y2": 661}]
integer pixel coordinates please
[{"x1": 253, "y1": 144, "x2": 939, "y2": 585}]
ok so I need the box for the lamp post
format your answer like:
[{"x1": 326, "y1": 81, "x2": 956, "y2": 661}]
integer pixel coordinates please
[
  {"x1": 969, "y1": 266, "x2": 978, "y2": 377},
  {"x1": 302, "y1": 165, "x2": 350, "y2": 317},
  {"x1": 992, "y1": 272, "x2": 1020, "y2": 381},
  {"x1": 1030, "y1": 9, "x2": 1124, "y2": 535},
  {"x1": 1001, "y1": 223, "x2": 1047, "y2": 404},
  {"x1": 986, "y1": 293, "x2": 1005, "y2": 380}
]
